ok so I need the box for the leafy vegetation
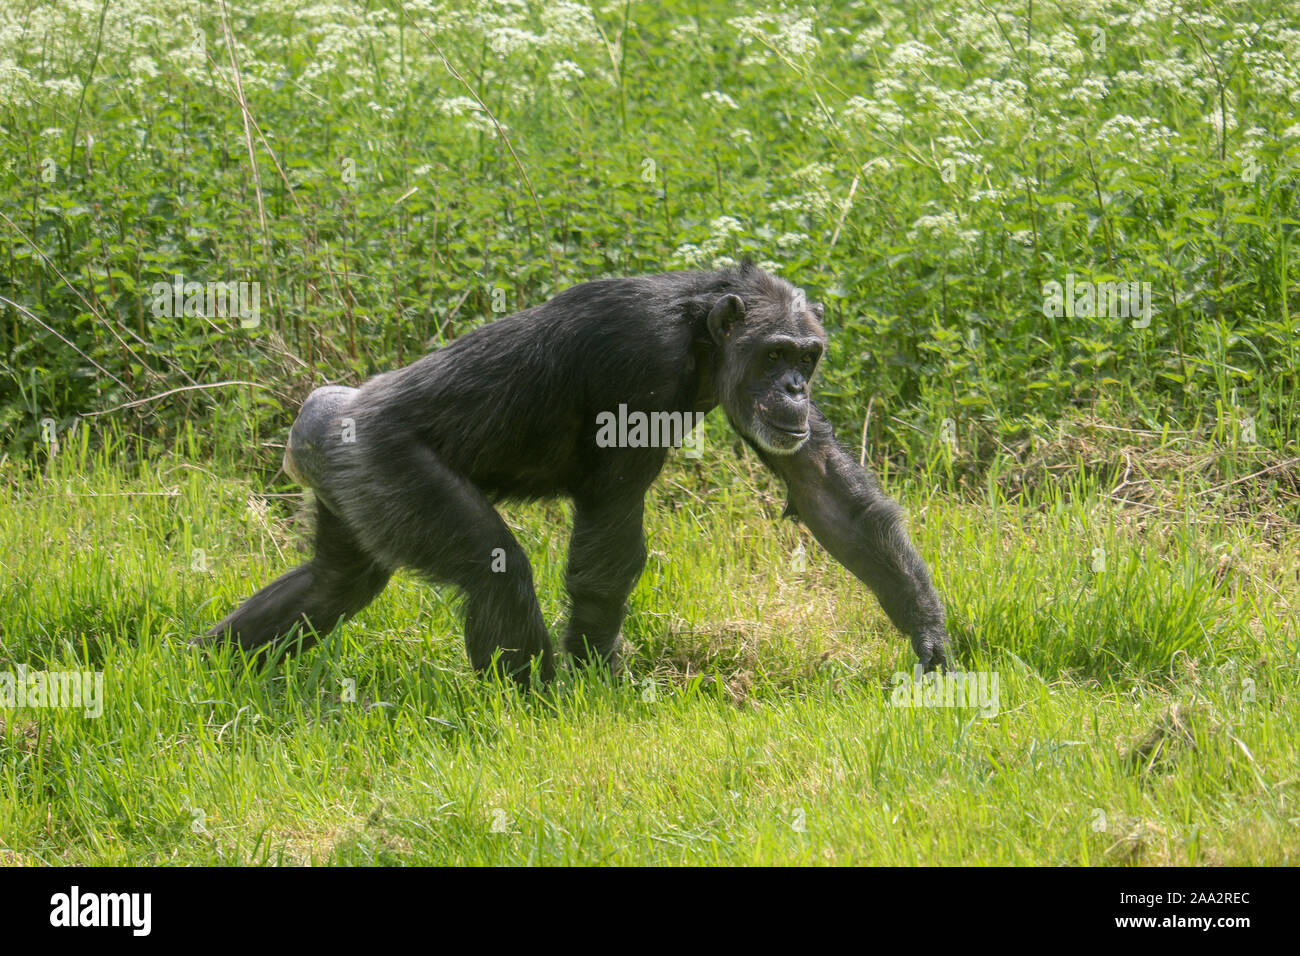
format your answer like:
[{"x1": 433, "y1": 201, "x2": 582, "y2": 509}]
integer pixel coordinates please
[{"x1": 2, "y1": 0, "x2": 1298, "y2": 471}]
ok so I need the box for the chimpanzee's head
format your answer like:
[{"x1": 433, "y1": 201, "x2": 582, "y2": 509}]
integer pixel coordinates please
[{"x1": 706, "y1": 272, "x2": 827, "y2": 455}]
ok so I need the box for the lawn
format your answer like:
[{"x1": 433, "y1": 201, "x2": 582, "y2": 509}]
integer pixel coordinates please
[{"x1": 1, "y1": 427, "x2": 1295, "y2": 864}]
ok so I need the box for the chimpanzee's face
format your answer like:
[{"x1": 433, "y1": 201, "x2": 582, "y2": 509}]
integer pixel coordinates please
[{"x1": 708, "y1": 286, "x2": 826, "y2": 455}]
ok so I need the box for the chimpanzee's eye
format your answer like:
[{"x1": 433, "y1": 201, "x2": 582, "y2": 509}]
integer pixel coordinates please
[
  {"x1": 767, "y1": 350, "x2": 780, "y2": 361},
  {"x1": 801, "y1": 353, "x2": 814, "y2": 365}
]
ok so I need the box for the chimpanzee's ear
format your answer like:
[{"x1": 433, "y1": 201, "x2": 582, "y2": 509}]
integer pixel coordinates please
[
  {"x1": 809, "y1": 301, "x2": 825, "y2": 321},
  {"x1": 706, "y1": 294, "x2": 746, "y2": 345}
]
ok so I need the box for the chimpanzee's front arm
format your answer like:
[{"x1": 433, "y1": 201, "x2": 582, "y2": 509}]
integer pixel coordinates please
[{"x1": 757, "y1": 405, "x2": 950, "y2": 671}]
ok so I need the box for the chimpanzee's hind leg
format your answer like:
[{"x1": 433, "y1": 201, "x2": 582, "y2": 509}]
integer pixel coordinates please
[
  {"x1": 339, "y1": 443, "x2": 555, "y2": 687},
  {"x1": 562, "y1": 493, "x2": 647, "y2": 673},
  {"x1": 203, "y1": 500, "x2": 391, "y2": 653}
]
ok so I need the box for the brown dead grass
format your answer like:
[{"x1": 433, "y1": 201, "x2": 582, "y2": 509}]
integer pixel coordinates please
[{"x1": 988, "y1": 416, "x2": 1299, "y2": 534}]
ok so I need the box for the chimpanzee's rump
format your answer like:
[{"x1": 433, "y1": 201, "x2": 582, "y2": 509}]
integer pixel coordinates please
[{"x1": 283, "y1": 385, "x2": 357, "y2": 511}]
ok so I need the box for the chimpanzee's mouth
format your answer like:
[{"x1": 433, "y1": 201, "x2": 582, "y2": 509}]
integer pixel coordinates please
[{"x1": 767, "y1": 421, "x2": 810, "y2": 439}]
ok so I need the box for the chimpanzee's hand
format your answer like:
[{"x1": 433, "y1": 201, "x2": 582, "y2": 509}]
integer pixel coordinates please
[{"x1": 912, "y1": 624, "x2": 951, "y2": 673}]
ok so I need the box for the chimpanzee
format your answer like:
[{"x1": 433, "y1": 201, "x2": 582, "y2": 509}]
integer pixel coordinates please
[{"x1": 202, "y1": 263, "x2": 950, "y2": 684}]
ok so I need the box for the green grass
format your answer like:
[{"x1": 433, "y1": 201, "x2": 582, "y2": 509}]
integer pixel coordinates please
[{"x1": 2, "y1": 433, "x2": 1295, "y2": 865}]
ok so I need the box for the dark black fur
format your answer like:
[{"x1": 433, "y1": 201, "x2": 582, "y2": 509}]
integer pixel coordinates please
[{"x1": 203, "y1": 264, "x2": 949, "y2": 683}]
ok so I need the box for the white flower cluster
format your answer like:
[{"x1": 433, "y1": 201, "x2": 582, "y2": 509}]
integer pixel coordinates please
[
  {"x1": 674, "y1": 215, "x2": 747, "y2": 269},
  {"x1": 432, "y1": 95, "x2": 499, "y2": 134},
  {"x1": 702, "y1": 90, "x2": 740, "y2": 110},
  {"x1": 1067, "y1": 77, "x2": 1110, "y2": 104},
  {"x1": 1028, "y1": 30, "x2": 1086, "y2": 70},
  {"x1": 1242, "y1": 45, "x2": 1300, "y2": 101},
  {"x1": 1123, "y1": 0, "x2": 1179, "y2": 29},
  {"x1": 843, "y1": 73, "x2": 913, "y2": 128},
  {"x1": 482, "y1": 1, "x2": 599, "y2": 58},
  {"x1": 907, "y1": 210, "x2": 980, "y2": 248},
  {"x1": 769, "y1": 163, "x2": 840, "y2": 219},
  {"x1": 861, "y1": 157, "x2": 892, "y2": 177},
  {"x1": 729, "y1": 8, "x2": 821, "y2": 64},
  {"x1": 934, "y1": 135, "x2": 988, "y2": 176},
  {"x1": 917, "y1": 77, "x2": 1031, "y2": 124},
  {"x1": 434, "y1": 96, "x2": 482, "y2": 117},
  {"x1": 849, "y1": 25, "x2": 888, "y2": 60},
  {"x1": 887, "y1": 39, "x2": 956, "y2": 74},
  {"x1": 488, "y1": 28, "x2": 538, "y2": 57},
  {"x1": 549, "y1": 59, "x2": 585, "y2": 87}
]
